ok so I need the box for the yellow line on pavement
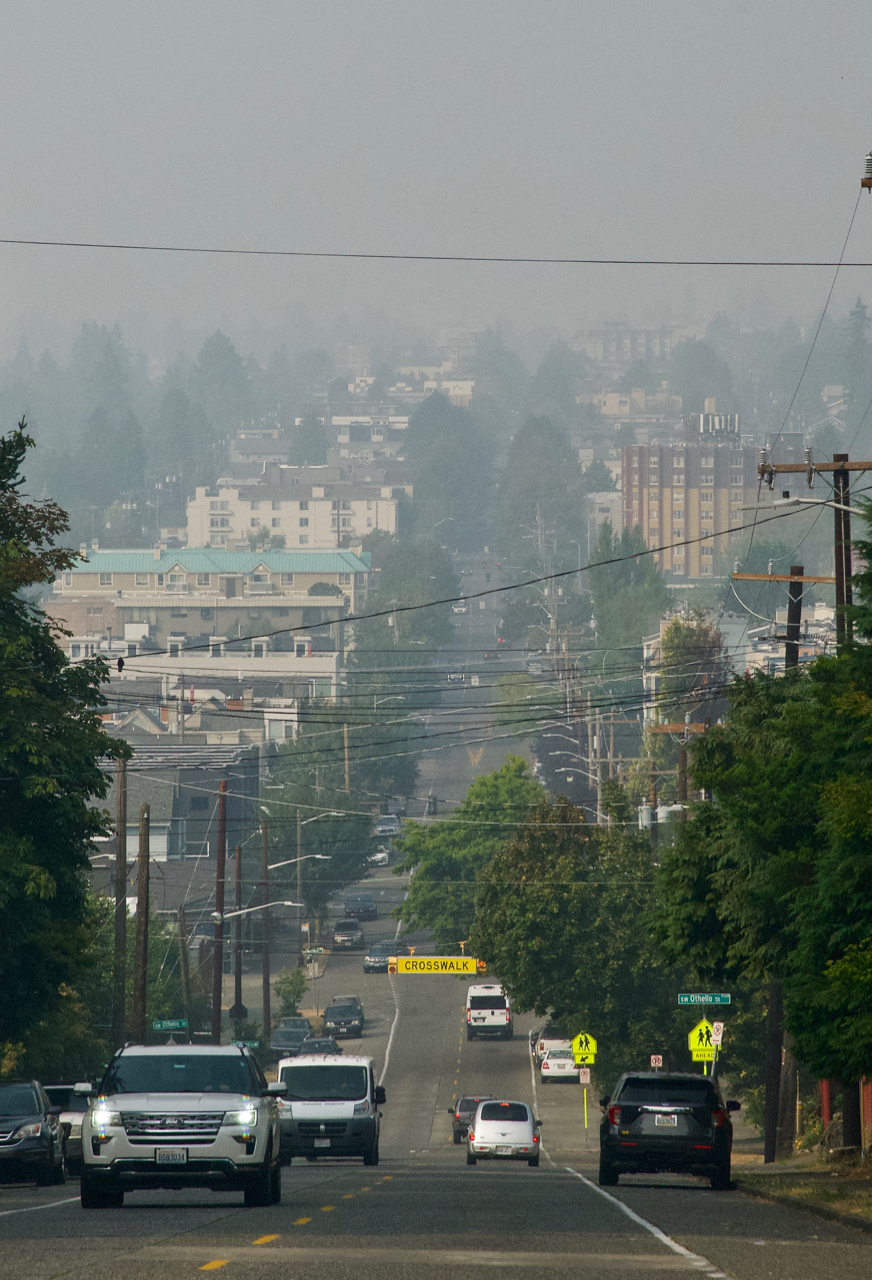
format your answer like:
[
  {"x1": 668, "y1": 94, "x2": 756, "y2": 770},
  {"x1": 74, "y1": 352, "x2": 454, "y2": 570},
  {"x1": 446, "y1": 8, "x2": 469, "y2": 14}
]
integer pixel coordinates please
[
  {"x1": 342, "y1": 1194, "x2": 354, "y2": 1199},
  {"x1": 253, "y1": 1235, "x2": 280, "y2": 1244},
  {"x1": 293, "y1": 1217, "x2": 311, "y2": 1225},
  {"x1": 199, "y1": 1263, "x2": 228, "y2": 1271},
  {"x1": 321, "y1": 1205, "x2": 335, "y2": 1211}
]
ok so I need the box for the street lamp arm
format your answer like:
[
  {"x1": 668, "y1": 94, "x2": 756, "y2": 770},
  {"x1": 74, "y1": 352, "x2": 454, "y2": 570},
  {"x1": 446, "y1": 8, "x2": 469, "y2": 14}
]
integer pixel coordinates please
[
  {"x1": 212, "y1": 900, "x2": 302, "y2": 921},
  {"x1": 268, "y1": 855, "x2": 332, "y2": 870}
]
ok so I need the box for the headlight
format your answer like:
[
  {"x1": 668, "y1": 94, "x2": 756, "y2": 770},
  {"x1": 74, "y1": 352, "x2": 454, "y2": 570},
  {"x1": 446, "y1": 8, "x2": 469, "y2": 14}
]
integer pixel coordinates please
[
  {"x1": 16, "y1": 1122, "x2": 42, "y2": 1138},
  {"x1": 223, "y1": 1108, "x2": 258, "y2": 1127},
  {"x1": 91, "y1": 1109, "x2": 121, "y2": 1128},
  {"x1": 352, "y1": 1100, "x2": 371, "y2": 1116}
]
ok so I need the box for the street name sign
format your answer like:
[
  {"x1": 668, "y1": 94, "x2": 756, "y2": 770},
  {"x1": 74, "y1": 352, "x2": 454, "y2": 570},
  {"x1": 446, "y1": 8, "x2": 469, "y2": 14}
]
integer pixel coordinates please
[
  {"x1": 391, "y1": 956, "x2": 480, "y2": 974},
  {"x1": 688, "y1": 1018, "x2": 715, "y2": 1062},
  {"x1": 678, "y1": 993, "x2": 731, "y2": 1006},
  {"x1": 153, "y1": 1018, "x2": 188, "y2": 1031}
]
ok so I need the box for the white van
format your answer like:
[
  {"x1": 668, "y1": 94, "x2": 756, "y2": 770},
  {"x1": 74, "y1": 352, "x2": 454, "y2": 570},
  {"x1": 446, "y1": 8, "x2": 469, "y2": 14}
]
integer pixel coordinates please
[
  {"x1": 276, "y1": 1054, "x2": 385, "y2": 1165},
  {"x1": 465, "y1": 983, "x2": 513, "y2": 1041}
]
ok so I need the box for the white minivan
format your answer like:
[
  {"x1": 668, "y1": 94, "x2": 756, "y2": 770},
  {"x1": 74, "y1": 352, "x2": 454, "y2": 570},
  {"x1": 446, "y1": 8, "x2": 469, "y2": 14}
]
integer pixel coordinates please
[
  {"x1": 276, "y1": 1054, "x2": 385, "y2": 1166},
  {"x1": 465, "y1": 983, "x2": 513, "y2": 1041}
]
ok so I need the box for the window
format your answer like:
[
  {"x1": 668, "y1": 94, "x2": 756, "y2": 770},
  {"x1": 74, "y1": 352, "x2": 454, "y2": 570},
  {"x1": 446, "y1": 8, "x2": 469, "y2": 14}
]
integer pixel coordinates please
[
  {"x1": 299, "y1": 517, "x2": 309, "y2": 527},
  {"x1": 299, "y1": 534, "x2": 309, "y2": 545},
  {"x1": 200, "y1": 608, "x2": 212, "y2": 620},
  {"x1": 210, "y1": 500, "x2": 230, "y2": 512},
  {"x1": 367, "y1": 518, "x2": 373, "y2": 527},
  {"x1": 701, "y1": 456, "x2": 714, "y2": 467},
  {"x1": 63, "y1": 571, "x2": 72, "y2": 585},
  {"x1": 367, "y1": 500, "x2": 372, "y2": 510},
  {"x1": 280, "y1": 572, "x2": 294, "y2": 586},
  {"x1": 251, "y1": 517, "x2": 259, "y2": 527},
  {"x1": 299, "y1": 500, "x2": 309, "y2": 511},
  {"x1": 135, "y1": 572, "x2": 149, "y2": 586},
  {"x1": 341, "y1": 517, "x2": 352, "y2": 528},
  {"x1": 250, "y1": 500, "x2": 260, "y2": 511},
  {"x1": 168, "y1": 573, "x2": 185, "y2": 586},
  {"x1": 87, "y1": 606, "x2": 102, "y2": 615},
  {"x1": 338, "y1": 573, "x2": 351, "y2": 585},
  {"x1": 210, "y1": 517, "x2": 230, "y2": 528},
  {"x1": 99, "y1": 572, "x2": 112, "y2": 586},
  {"x1": 197, "y1": 573, "x2": 211, "y2": 587},
  {"x1": 157, "y1": 574, "x2": 164, "y2": 586},
  {"x1": 272, "y1": 500, "x2": 282, "y2": 512},
  {"x1": 341, "y1": 501, "x2": 351, "y2": 511},
  {"x1": 70, "y1": 644, "x2": 81, "y2": 658},
  {"x1": 272, "y1": 517, "x2": 281, "y2": 528}
]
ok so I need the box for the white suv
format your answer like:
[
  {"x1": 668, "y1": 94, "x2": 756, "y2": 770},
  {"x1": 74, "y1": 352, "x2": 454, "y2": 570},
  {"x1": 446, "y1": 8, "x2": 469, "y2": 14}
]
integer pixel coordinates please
[
  {"x1": 465, "y1": 983, "x2": 513, "y2": 1041},
  {"x1": 78, "y1": 1044, "x2": 285, "y2": 1208}
]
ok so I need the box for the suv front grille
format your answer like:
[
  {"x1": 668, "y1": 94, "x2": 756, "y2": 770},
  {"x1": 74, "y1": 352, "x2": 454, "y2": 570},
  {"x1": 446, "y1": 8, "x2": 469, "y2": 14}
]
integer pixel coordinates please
[
  {"x1": 121, "y1": 1112, "x2": 225, "y2": 1145},
  {"x1": 297, "y1": 1121, "x2": 347, "y2": 1139}
]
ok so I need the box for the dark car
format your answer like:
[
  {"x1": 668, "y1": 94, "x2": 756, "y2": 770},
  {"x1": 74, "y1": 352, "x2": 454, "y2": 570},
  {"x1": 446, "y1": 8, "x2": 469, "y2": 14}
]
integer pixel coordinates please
[
  {"x1": 300, "y1": 1037, "x2": 342, "y2": 1055},
  {"x1": 330, "y1": 994, "x2": 365, "y2": 1024},
  {"x1": 269, "y1": 1017, "x2": 314, "y2": 1062},
  {"x1": 0, "y1": 1081, "x2": 67, "y2": 1185},
  {"x1": 333, "y1": 918, "x2": 365, "y2": 949},
  {"x1": 447, "y1": 1093, "x2": 495, "y2": 1144},
  {"x1": 323, "y1": 1003, "x2": 363, "y2": 1039},
  {"x1": 44, "y1": 1085, "x2": 89, "y2": 1174},
  {"x1": 345, "y1": 892, "x2": 378, "y2": 922},
  {"x1": 599, "y1": 1072, "x2": 739, "y2": 1190},
  {"x1": 363, "y1": 942, "x2": 411, "y2": 973}
]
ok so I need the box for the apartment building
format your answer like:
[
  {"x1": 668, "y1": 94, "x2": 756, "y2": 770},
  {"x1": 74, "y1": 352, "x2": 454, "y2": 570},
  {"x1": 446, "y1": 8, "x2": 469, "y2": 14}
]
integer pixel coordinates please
[
  {"x1": 187, "y1": 470, "x2": 405, "y2": 549},
  {"x1": 621, "y1": 444, "x2": 760, "y2": 579}
]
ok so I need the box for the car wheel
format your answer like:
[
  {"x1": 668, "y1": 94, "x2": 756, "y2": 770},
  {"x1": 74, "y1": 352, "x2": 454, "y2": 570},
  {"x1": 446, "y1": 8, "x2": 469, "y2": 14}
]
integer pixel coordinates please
[
  {"x1": 710, "y1": 1158, "x2": 732, "y2": 1191},
  {"x1": 466, "y1": 1030, "x2": 475, "y2": 1041},
  {"x1": 363, "y1": 1139, "x2": 379, "y2": 1166},
  {"x1": 452, "y1": 1131, "x2": 462, "y2": 1145},
  {"x1": 244, "y1": 1144, "x2": 274, "y2": 1207},
  {"x1": 598, "y1": 1154, "x2": 619, "y2": 1186},
  {"x1": 504, "y1": 1028, "x2": 513, "y2": 1041},
  {"x1": 51, "y1": 1140, "x2": 67, "y2": 1185},
  {"x1": 528, "y1": 1156, "x2": 540, "y2": 1167},
  {"x1": 80, "y1": 1172, "x2": 123, "y2": 1208}
]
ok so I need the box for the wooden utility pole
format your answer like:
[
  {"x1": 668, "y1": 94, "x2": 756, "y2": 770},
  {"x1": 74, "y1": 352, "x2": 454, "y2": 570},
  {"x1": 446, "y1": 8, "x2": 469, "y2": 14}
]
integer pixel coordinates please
[
  {"x1": 233, "y1": 843, "x2": 243, "y2": 1026},
  {"x1": 784, "y1": 565, "x2": 804, "y2": 669},
  {"x1": 211, "y1": 780, "x2": 227, "y2": 1045},
  {"x1": 833, "y1": 455, "x2": 853, "y2": 648},
  {"x1": 131, "y1": 803, "x2": 150, "y2": 1041},
  {"x1": 261, "y1": 818, "x2": 271, "y2": 1037},
  {"x1": 177, "y1": 905, "x2": 192, "y2": 1038},
  {"x1": 297, "y1": 807, "x2": 304, "y2": 955},
  {"x1": 112, "y1": 757, "x2": 128, "y2": 1048},
  {"x1": 343, "y1": 723, "x2": 350, "y2": 792}
]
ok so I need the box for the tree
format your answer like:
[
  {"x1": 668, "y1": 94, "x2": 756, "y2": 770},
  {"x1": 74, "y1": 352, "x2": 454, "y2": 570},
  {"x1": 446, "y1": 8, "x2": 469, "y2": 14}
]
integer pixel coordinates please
[
  {"x1": 404, "y1": 393, "x2": 494, "y2": 550},
  {"x1": 394, "y1": 758, "x2": 544, "y2": 950},
  {"x1": 290, "y1": 411, "x2": 327, "y2": 466},
  {"x1": 274, "y1": 968, "x2": 307, "y2": 1018},
  {"x1": 0, "y1": 422, "x2": 127, "y2": 1052},
  {"x1": 668, "y1": 339, "x2": 734, "y2": 414},
  {"x1": 589, "y1": 521, "x2": 669, "y2": 660}
]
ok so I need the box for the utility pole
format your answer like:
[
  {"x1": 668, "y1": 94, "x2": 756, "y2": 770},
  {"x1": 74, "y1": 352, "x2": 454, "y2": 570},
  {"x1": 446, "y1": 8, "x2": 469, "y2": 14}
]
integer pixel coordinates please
[
  {"x1": 261, "y1": 819, "x2": 271, "y2": 1037},
  {"x1": 297, "y1": 808, "x2": 304, "y2": 956},
  {"x1": 833, "y1": 455, "x2": 853, "y2": 648},
  {"x1": 112, "y1": 757, "x2": 128, "y2": 1048},
  {"x1": 233, "y1": 843, "x2": 243, "y2": 1028},
  {"x1": 177, "y1": 905, "x2": 192, "y2": 1038},
  {"x1": 131, "y1": 803, "x2": 149, "y2": 1042},
  {"x1": 343, "y1": 722, "x2": 350, "y2": 793},
  {"x1": 211, "y1": 780, "x2": 227, "y2": 1045},
  {"x1": 785, "y1": 564, "x2": 804, "y2": 669}
]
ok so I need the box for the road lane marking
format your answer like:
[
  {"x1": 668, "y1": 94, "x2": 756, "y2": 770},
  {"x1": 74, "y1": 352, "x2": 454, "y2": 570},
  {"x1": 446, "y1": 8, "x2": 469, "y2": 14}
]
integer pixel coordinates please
[
  {"x1": 293, "y1": 1217, "x2": 311, "y2": 1225},
  {"x1": 146, "y1": 1246, "x2": 710, "y2": 1270},
  {"x1": 253, "y1": 1235, "x2": 280, "y2": 1244},
  {"x1": 379, "y1": 908, "x2": 405, "y2": 1086},
  {"x1": 342, "y1": 1194, "x2": 355, "y2": 1199},
  {"x1": 564, "y1": 1169, "x2": 731, "y2": 1280},
  {"x1": 0, "y1": 1196, "x2": 80, "y2": 1218},
  {"x1": 320, "y1": 1205, "x2": 335, "y2": 1211},
  {"x1": 199, "y1": 1264, "x2": 228, "y2": 1271}
]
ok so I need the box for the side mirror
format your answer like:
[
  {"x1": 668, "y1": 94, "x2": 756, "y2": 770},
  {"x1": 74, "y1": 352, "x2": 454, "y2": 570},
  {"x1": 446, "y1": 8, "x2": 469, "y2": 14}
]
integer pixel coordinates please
[
  {"x1": 447, "y1": 1107, "x2": 455, "y2": 1114},
  {"x1": 374, "y1": 1085, "x2": 386, "y2": 1105},
  {"x1": 266, "y1": 1081, "x2": 287, "y2": 1096},
  {"x1": 74, "y1": 1082, "x2": 94, "y2": 1097},
  {"x1": 534, "y1": 1119, "x2": 543, "y2": 1127},
  {"x1": 599, "y1": 1096, "x2": 610, "y2": 1108},
  {"x1": 726, "y1": 1099, "x2": 741, "y2": 1112}
]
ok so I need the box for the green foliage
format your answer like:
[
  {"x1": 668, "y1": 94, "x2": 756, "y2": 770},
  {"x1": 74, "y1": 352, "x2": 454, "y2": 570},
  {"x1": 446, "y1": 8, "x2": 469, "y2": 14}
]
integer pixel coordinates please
[
  {"x1": 308, "y1": 581, "x2": 342, "y2": 596},
  {"x1": 404, "y1": 392, "x2": 494, "y2": 550},
  {"x1": 668, "y1": 339, "x2": 734, "y2": 414},
  {"x1": 289, "y1": 410, "x2": 328, "y2": 466},
  {"x1": 394, "y1": 757, "x2": 544, "y2": 950},
  {"x1": 274, "y1": 967, "x2": 308, "y2": 1018},
  {"x1": 589, "y1": 521, "x2": 669, "y2": 660}
]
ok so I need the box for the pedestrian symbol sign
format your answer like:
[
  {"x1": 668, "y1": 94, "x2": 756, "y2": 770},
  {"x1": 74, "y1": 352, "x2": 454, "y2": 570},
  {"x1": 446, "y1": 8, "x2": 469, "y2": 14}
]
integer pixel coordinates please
[
  {"x1": 688, "y1": 1018, "x2": 715, "y2": 1062},
  {"x1": 571, "y1": 1031, "x2": 597, "y2": 1064}
]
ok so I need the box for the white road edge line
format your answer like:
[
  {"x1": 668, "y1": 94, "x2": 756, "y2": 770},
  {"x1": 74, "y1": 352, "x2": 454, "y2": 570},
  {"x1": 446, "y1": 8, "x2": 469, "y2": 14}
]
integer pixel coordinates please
[
  {"x1": 564, "y1": 1168, "x2": 731, "y2": 1279},
  {"x1": 0, "y1": 1195, "x2": 80, "y2": 1218},
  {"x1": 378, "y1": 896, "x2": 406, "y2": 1087}
]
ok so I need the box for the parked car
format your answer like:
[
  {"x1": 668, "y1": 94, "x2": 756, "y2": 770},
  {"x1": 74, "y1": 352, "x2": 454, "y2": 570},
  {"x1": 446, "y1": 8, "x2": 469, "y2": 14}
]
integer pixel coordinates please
[
  {"x1": 532, "y1": 1023, "x2": 571, "y2": 1063},
  {"x1": 446, "y1": 672, "x2": 465, "y2": 683},
  {"x1": 368, "y1": 846, "x2": 390, "y2": 867},
  {"x1": 323, "y1": 1003, "x2": 364, "y2": 1039},
  {"x1": 386, "y1": 801, "x2": 406, "y2": 818},
  {"x1": 268, "y1": 1018, "x2": 313, "y2": 1062},
  {"x1": 330, "y1": 995, "x2": 364, "y2": 1024},
  {"x1": 599, "y1": 1072, "x2": 739, "y2": 1190},
  {"x1": 374, "y1": 815, "x2": 402, "y2": 837},
  {"x1": 299, "y1": 1037, "x2": 342, "y2": 1055},
  {"x1": 466, "y1": 1099, "x2": 541, "y2": 1167},
  {"x1": 540, "y1": 1049, "x2": 578, "y2": 1084},
  {"x1": 452, "y1": 601, "x2": 468, "y2": 614},
  {"x1": 44, "y1": 1085, "x2": 89, "y2": 1174},
  {"x1": 333, "y1": 918, "x2": 365, "y2": 949},
  {"x1": 0, "y1": 1081, "x2": 67, "y2": 1185},
  {"x1": 345, "y1": 892, "x2": 378, "y2": 921},
  {"x1": 447, "y1": 1094, "x2": 495, "y2": 1144},
  {"x1": 363, "y1": 942, "x2": 410, "y2": 973}
]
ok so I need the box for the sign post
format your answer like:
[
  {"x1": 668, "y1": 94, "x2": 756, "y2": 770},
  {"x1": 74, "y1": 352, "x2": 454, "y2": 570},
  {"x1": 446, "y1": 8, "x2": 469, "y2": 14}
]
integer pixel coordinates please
[{"x1": 578, "y1": 1068, "x2": 591, "y2": 1126}]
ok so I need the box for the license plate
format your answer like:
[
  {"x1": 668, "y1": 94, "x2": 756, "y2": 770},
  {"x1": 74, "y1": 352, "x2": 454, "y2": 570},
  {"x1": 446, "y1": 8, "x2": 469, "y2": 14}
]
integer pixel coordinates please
[
  {"x1": 314, "y1": 1138, "x2": 331, "y2": 1148},
  {"x1": 655, "y1": 1114, "x2": 678, "y2": 1127},
  {"x1": 156, "y1": 1147, "x2": 187, "y2": 1164},
  {"x1": 496, "y1": 1145, "x2": 512, "y2": 1154}
]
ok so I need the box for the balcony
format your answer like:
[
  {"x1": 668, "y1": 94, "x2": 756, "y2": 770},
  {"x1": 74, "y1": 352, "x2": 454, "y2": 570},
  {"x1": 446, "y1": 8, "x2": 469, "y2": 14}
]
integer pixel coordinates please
[{"x1": 245, "y1": 582, "x2": 277, "y2": 595}]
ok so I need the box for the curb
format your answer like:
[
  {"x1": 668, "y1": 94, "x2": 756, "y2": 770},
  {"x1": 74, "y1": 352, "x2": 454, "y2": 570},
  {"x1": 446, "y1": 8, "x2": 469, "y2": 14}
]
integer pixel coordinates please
[{"x1": 737, "y1": 1181, "x2": 872, "y2": 1236}]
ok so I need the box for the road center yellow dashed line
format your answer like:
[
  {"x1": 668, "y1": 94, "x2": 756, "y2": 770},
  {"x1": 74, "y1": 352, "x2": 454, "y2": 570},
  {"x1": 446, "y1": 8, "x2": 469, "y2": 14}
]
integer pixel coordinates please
[
  {"x1": 293, "y1": 1217, "x2": 311, "y2": 1225},
  {"x1": 321, "y1": 1205, "x2": 335, "y2": 1212},
  {"x1": 253, "y1": 1235, "x2": 280, "y2": 1244},
  {"x1": 199, "y1": 1263, "x2": 228, "y2": 1271},
  {"x1": 360, "y1": 1185, "x2": 370, "y2": 1191}
]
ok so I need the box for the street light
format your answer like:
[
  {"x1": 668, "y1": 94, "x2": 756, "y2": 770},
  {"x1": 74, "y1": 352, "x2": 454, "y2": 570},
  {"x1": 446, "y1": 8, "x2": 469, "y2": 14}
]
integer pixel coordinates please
[
  {"x1": 268, "y1": 854, "x2": 331, "y2": 871},
  {"x1": 211, "y1": 900, "x2": 302, "y2": 922}
]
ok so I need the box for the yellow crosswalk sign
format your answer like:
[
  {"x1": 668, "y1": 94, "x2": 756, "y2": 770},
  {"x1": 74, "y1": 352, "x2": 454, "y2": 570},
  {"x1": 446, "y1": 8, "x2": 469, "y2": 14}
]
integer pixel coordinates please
[
  {"x1": 572, "y1": 1031, "x2": 597, "y2": 1064},
  {"x1": 688, "y1": 1018, "x2": 715, "y2": 1062}
]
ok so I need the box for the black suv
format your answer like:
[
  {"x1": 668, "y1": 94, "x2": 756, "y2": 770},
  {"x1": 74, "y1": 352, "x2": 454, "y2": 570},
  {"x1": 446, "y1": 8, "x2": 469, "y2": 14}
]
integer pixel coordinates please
[
  {"x1": 345, "y1": 892, "x2": 378, "y2": 922},
  {"x1": 447, "y1": 1093, "x2": 495, "y2": 1144},
  {"x1": 599, "y1": 1072, "x2": 739, "y2": 1190},
  {"x1": 0, "y1": 1081, "x2": 67, "y2": 1185}
]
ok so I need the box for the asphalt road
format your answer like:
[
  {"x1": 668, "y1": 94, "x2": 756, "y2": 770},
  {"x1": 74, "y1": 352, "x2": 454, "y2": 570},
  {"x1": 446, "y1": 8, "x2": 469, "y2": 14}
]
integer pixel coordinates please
[{"x1": 3, "y1": 915, "x2": 871, "y2": 1280}]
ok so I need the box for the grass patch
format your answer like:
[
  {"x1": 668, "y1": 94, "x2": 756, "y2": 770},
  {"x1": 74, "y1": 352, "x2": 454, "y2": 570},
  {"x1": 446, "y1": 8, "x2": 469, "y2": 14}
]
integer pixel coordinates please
[{"x1": 739, "y1": 1168, "x2": 872, "y2": 1221}]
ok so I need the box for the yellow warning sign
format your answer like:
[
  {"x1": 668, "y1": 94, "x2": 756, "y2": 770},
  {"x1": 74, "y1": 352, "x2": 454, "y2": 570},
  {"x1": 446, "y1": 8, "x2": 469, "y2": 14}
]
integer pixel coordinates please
[
  {"x1": 392, "y1": 956, "x2": 483, "y2": 975},
  {"x1": 571, "y1": 1031, "x2": 598, "y2": 1064},
  {"x1": 688, "y1": 1018, "x2": 715, "y2": 1062}
]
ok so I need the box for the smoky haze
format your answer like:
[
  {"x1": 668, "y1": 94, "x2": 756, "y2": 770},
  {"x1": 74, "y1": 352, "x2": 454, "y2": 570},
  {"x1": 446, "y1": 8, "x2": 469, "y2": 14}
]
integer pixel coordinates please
[{"x1": 1, "y1": 0, "x2": 871, "y2": 357}]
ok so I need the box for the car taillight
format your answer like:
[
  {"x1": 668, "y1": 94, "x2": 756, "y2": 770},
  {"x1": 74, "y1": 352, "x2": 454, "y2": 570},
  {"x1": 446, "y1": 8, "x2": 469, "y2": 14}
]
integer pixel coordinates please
[
  {"x1": 455, "y1": 1112, "x2": 460, "y2": 1120},
  {"x1": 542, "y1": 1061, "x2": 549, "y2": 1070},
  {"x1": 533, "y1": 1132, "x2": 540, "y2": 1143},
  {"x1": 711, "y1": 1108, "x2": 727, "y2": 1129},
  {"x1": 506, "y1": 1011, "x2": 511, "y2": 1022},
  {"x1": 467, "y1": 1010, "x2": 471, "y2": 1022},
  {"x1": 607, "y1": 1105, "x2": 621, "y2": 1125},
  {"x1": 467, "y1": 1131, "x2": 474, "y2": 1141}
]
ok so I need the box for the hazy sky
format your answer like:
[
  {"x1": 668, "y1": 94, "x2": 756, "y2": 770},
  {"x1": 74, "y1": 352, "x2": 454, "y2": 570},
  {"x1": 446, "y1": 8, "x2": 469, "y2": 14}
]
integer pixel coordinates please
[{"x1": 2, "y1": 1, "x2": 872, "y2": 360}]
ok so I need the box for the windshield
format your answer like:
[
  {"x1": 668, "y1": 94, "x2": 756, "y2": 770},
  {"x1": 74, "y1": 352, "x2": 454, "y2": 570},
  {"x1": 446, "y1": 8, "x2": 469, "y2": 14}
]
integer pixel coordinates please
[
  {"x1": 547, "y1": 1050, "x2": 573, "y2": 1059},
  {"x1": 480, "y1": 1102, "x2": 528, "y2": 1123},
  {"x1": 271, "y1": 1029, "x2": 307, "y2": 1044},
  {"x1": 469, "y1": 995, "x2": 506, "y2": 1010},
  {"x1": 277, "y1": 1018, "x2": 310, "y2": 1030},
  {"x1": 0, "y1": 1085, "x2": 39, "y2": 1116},
  {"x1": 335, "y1": 921, "x2": 359, "y2": 932},
  {"x1": 458, "y1": 1095, "x2": 492, "y2": 1111},
  {"x1": 328, "y1": 1006, "x2": 358, "y2": 1019},
  {"x1": 280, "y1": 1064, "x2": 368, "y2": 1101},
  {"x1": 618, "y1": 1078, "x2": 718, "y2": 1106},
  {"x1": 100, "y1": 1053, "x2": 260, "y2": 1096}
]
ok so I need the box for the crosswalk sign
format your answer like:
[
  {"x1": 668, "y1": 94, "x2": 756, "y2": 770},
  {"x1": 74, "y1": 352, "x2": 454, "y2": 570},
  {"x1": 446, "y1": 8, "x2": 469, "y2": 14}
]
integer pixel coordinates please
[
  {"x1": 572, "y1": 1031, "x2": 597, "y2": 1064},
  {"x1": 688, "y1": 1018, "x2": 715, "y2": 1062}
]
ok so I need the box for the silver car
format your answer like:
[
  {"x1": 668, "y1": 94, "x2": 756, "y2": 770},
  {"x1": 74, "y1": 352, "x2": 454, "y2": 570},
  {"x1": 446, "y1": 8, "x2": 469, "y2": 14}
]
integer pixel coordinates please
[{"x1": 466, "y1": 1099, "x2": 542, "y2": 1167}]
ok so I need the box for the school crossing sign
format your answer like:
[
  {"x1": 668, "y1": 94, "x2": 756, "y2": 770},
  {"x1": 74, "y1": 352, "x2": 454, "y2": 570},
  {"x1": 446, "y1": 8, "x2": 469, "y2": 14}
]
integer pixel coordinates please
[
  {"x1": 571, "y1": 1031, "x2": 598, "y2": 1065},
  {"x1": 688, "y1": 1018, "x2": 715, "y2": 1063}
]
